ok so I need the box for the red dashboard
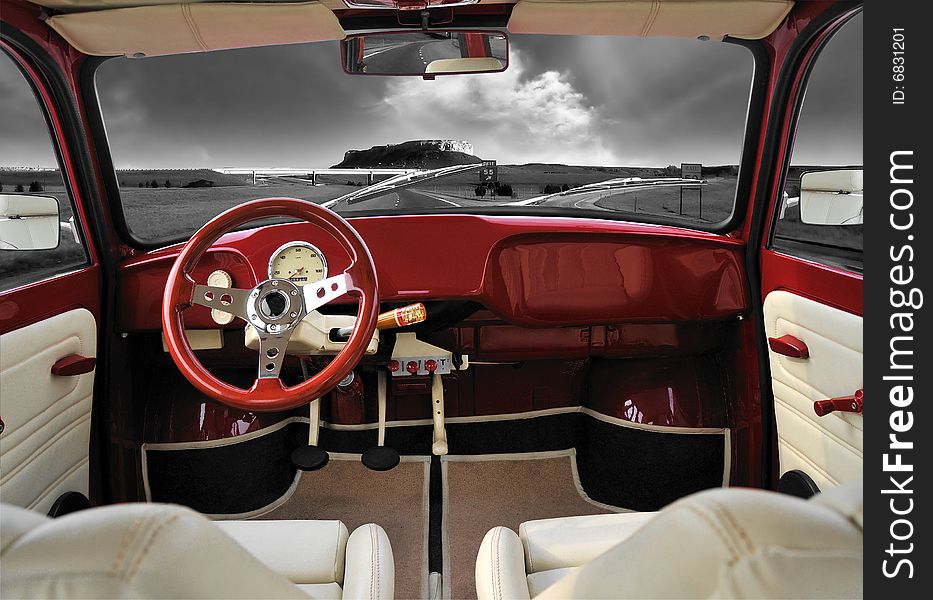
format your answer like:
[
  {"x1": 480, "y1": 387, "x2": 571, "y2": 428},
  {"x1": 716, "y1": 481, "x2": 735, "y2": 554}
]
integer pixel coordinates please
[{"x1": 118, "y1": 214, "x2": 749, "y2": 331}]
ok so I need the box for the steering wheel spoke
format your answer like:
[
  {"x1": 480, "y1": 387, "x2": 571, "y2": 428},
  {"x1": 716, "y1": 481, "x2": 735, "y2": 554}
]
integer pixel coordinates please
[
  {"x1": 257, "y1": 332, "x2": 291, "y2": 380},
  {"x1": 302, "y1": 272, "x2": 352, "y2": 312},
  {"x1": 191, "y1": 284, "x2": 252, "y2": 320}
]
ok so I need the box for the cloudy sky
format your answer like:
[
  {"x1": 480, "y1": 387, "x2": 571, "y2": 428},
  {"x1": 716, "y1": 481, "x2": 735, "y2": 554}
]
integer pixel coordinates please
[{"x1": 2, "y1": 14, "x2": 861, "y2": 169}]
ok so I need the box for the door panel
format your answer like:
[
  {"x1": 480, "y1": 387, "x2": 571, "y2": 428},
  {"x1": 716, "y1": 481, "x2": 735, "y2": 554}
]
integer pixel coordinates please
[
  {"x1": 0, "y1": 308, "x2": 97, "y2": 512},
  {"x1": 763, "y1": 290, "x2": 861, "y2": 490}
]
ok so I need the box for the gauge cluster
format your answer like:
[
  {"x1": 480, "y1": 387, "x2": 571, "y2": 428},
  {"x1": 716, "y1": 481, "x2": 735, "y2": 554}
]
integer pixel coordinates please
[{"x1": 268, "y1": 241, "x2": 327, "y2": 286}]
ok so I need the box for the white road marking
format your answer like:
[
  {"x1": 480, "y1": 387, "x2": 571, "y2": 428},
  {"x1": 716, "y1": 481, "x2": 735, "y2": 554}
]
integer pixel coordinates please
[
  {"x1": 411, "y1": 190, "x2": 463, "y2": 207},
  {"x1": 363, "y1": 46, "x2": 404, "y2": 60}
]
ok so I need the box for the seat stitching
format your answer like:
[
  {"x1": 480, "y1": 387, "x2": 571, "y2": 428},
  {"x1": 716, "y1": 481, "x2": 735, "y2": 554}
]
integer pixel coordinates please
[
  {"x1": 774, "y1": 388, "x2": 864, "y2": 449},
  {"x1": 24, "y1": 455, "x2": 89, "y2": 510},
  {"x1": 0, "y1": 382, "x2": 89, "y2": 453},
  {"x1": 706, "y1": 498, "x2": 756, "y2": 556},
  {"x1": 1, "y1": 410, "x2": 91, "y2": 484},
  {"x1": 682, "y1": 504, "x2": 740, "y2": 563},
  {"x1": 181, "y1": 4, "x2": 210, "y2": 52},
  {"x1": 492, "y1": 528, "x2": 503, "y2": 600},
  {"x1": 109, "y1": 514, "x2": 147, "y2": 577},
  {"x1": 370, "y1": 524, "x2": 379, "y2": 599},
  {"x1": 0, "y1": 333, "x2": 83, "y2": 372},
  {"x1": 523, "y1": 528, "x2": 535, "y2": 573},
  {"x1": 777, "y1": 430, "x2": 849, "y2": 483},
  {"x1": 332, "y1": 522, "x2": 341, "y2": 584},
  {"x1": 778, "y1": 440, "x2": 841, "y2": 486},
  {"x1": 641, "y1": 0, "x2": 661, "y2": 37},
  {"x1": 126, "y1": 513, "x2": 181, "y2": 581}
]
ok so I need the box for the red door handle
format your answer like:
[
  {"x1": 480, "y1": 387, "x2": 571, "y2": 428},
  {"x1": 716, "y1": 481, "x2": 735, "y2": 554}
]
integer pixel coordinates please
[
  {"x1": 51, "y1": 354, "x2": 96, "y2": 377},
  {"x1": 768, "y1": 334, "x2": 809, "y2": 358},
  {"x1": 814, "y1": 389, "x2": 863, "y2": 416}
]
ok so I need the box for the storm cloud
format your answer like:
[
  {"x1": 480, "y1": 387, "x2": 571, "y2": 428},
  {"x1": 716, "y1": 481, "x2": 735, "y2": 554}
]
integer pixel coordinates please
[{"x1": 380, "y1": 50, "x2": 617, "y2": 165}]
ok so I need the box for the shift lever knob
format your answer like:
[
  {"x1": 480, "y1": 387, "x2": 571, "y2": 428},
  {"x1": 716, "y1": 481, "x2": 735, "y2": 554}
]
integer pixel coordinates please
[{"x1": 334, "y1": 303, "x2": 427, "y2": 341}]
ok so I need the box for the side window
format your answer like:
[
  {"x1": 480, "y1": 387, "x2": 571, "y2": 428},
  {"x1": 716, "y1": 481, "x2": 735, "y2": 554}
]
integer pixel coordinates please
[
  {"x1": 772, "y1": 13, "x2": 863, "y2": 272},
  {"x1": 0, "y1": 51, "x2": 89, "y2": 292}
]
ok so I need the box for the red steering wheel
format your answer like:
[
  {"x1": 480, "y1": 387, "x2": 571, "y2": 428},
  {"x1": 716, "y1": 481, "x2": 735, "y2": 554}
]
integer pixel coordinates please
[{"x1": 161, "y1": 198, "x2": 379, "y2": 412}]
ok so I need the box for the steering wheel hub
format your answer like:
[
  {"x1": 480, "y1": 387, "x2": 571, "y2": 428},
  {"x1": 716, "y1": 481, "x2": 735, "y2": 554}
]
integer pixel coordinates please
[{"x1": 246, "y1": 279, "x2": 304, "y2": 331}]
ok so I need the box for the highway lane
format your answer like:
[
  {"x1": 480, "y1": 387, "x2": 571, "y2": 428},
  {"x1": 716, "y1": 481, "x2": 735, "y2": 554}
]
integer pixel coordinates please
[
  {"x1": 522, "y1": 181, "x2": 707, "y2": 216},
  {"x1": 337, "y1": 188, "x2": 499, "y2": 212},
  {"x1": 363, "y1": 38, "x2": 464, "y2": 74}
]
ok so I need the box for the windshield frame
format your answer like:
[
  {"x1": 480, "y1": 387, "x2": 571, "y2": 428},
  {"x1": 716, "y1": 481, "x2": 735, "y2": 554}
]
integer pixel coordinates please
[{"x1": 80, "y1": 28, "x2": 768, "y2": 251}]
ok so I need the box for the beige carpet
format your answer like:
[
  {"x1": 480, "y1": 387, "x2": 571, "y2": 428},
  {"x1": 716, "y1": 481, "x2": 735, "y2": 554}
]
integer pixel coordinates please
[
  {"x1": 260, "y1": 455, "x2": 430, "y2": 600},
  {"x1": 442, "y1": 452, "x2": 619, "y2": 600}
]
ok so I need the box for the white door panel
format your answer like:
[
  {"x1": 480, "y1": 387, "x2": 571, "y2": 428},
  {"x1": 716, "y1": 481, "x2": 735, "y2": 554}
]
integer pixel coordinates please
[
  {"x1": 763, "y1": 290, "x2": 862, "y2": 491},
  {"x1": 0, "y1": 308, "x2": 97, "y2": 513}
]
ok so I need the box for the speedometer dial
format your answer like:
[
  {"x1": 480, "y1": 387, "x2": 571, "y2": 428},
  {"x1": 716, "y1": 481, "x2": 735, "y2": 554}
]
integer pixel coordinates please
[{"x1": 268, "y1": 242, "x2": 327, "y2": 286}]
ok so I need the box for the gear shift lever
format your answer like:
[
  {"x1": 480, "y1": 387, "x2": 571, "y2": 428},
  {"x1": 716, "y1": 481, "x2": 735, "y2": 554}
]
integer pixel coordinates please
[{"x1": 361, "y1": 370, "x2": 400, "y2": 471}]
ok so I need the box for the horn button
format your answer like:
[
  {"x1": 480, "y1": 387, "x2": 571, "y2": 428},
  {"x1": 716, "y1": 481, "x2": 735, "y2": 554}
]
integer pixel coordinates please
[
  {"x1": 260, "y1": 290, "x2": 289, "y2": 319},
  {"x1": 245, "y1": 279, "x2": 304, "y2": 333}
]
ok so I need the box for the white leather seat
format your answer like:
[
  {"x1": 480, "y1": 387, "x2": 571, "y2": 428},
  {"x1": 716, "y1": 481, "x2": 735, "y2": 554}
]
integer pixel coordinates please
[
  {"x1": 477, "y1": 481, "x2": 862, "y2": 599},
  {"x1": 0, "y1": 502, "x2": 394, "y2": 599}
]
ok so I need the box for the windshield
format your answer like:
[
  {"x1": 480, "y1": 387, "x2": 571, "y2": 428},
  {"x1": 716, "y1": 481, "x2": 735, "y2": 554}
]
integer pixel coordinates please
[{"x1": 95, "y1": 34, "x2": 753, "y2": 243}]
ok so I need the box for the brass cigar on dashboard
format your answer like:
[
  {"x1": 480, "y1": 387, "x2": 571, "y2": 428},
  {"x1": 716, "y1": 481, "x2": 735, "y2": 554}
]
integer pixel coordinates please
[{"x1": 334, "y1": 303, "x2": 427, "y2": 340}]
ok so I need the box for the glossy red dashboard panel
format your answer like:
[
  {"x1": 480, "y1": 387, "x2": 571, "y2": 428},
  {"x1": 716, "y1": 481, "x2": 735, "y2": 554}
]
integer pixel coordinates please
[{"x1": 118, "y1": 214, "x2": 749, "y2": 331}]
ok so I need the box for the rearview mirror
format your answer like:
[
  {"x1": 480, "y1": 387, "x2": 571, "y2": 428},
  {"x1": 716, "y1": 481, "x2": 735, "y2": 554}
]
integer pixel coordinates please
[
  {"x1": 799, "y1": 169, "x2": 863, "y2": 226},
  {"x1": 341, "y1": 31, "x2": 508, "y2": 77},
  {"x1": 0, "y1": 194, "x2": 61, "y2": 250}
]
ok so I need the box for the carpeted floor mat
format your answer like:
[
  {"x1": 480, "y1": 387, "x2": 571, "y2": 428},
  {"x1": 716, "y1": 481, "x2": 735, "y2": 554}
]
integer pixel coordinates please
[
  {"x1": 259, "y1": 454, "x2": 430, "y2": 600},
  {"x1": 442, "y1": 451, "x2": 624, "y2": 600}
]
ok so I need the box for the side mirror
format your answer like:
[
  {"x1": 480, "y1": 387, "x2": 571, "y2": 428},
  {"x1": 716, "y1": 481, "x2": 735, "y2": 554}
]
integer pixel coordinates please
[
  {"x1": 341, "y1": 31, "x2": 508, "y2": 78},
  {"x1": 798, "y1": 169, "x2": 863, "y2": 225},
  {"x1": 0, "y1": 194, "x2": 61, "y2": 250}
]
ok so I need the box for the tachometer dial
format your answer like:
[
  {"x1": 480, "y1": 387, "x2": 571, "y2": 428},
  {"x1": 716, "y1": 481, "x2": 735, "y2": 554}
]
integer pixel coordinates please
[{"x1": 268, "y1": 242, "x2": 327, "y2": 286}]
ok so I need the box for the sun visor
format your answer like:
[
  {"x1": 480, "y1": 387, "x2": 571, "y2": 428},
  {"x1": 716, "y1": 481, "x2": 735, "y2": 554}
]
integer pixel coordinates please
[
  {"x1": 47, "y1": 2, "x2": 346, "y2": 58},
  {"x1": 508, "y1": 0, "x2": 794, "y2": 40}
]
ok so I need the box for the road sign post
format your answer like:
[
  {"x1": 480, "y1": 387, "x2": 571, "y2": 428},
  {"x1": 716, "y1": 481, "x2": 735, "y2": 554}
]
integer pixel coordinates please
[{"x1": 679, "y1": 163, "x2": 703, "y2": 218}]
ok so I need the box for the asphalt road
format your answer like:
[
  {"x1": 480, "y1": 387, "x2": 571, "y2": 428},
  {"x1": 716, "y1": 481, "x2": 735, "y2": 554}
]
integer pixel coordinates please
[
  {"x1": 341, "y1": 188, "x2": 497, "y2": 212},
  {"x1": 363, "y1": 38, "x2": 462, "y2": 74}
]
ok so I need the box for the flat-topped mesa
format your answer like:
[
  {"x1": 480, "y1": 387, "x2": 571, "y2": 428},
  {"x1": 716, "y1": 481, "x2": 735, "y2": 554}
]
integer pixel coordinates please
[
  {"x1": 412, "y1": 140, "x2": 475, "y2": 155},
  {"x1": 334, "y1": 140, "x2": 480, "y2": 169}
]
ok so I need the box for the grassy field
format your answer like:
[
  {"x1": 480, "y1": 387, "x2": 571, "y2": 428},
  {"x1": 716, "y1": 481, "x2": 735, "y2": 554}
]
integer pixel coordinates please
[
  {"x1": 120, "y1": 183, "x2": 358, "y2": 240},
  {"x1": 0, "y1": 168, "x2": 251, "y2": 191},
  {"x1": 592, "y1": 177, "x2": 737, "y2": 223}
]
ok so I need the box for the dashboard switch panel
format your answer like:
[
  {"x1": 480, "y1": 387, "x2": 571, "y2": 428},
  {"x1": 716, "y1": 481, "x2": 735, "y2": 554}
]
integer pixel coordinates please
[{"x1": 390, "y1": 332, "x2": 453, "y2": 377}]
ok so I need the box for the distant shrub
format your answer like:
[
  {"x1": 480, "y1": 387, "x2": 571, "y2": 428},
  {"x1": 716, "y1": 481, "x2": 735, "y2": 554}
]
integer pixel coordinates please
[
  {"x1": 28, "y1": 181, "x2": 44, "y2": 192},
  {"x1": 164, "y1": 180, "x2": 172, "y2": 188},
  {"x1": 138, "y1": 182, "x2": 144, "y2": 188},
  {"x1": 495, "y1": 183, "x2": 513, "y2": 197},
  {"x1": 474, "y1": 186, "x2": 486, "y2": 197},
  {"x1": 184, "y1": 179, "x2": 214, "y2": 188},
  {"x1": 15, "y1": 184, "x2": 24, "y2": 192},
  {"x1": 542, "y1": 184, "x2": 562, "y2": 194}
]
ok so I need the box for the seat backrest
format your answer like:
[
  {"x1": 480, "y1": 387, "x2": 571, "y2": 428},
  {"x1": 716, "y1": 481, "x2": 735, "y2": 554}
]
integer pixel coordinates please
[
  {"x1": 537, "y1": 481, "x2": 863, "y2": 599},
  {"x1": 0, "y1": 502, "x2": 308, "y2": 599}
]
